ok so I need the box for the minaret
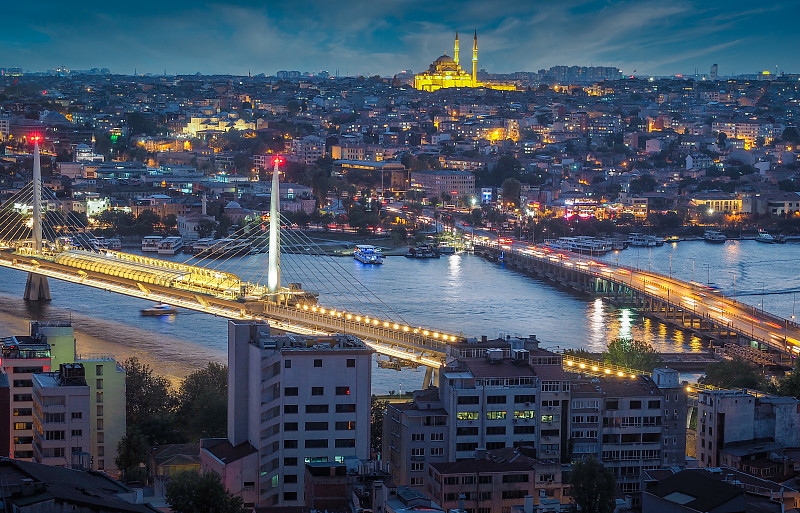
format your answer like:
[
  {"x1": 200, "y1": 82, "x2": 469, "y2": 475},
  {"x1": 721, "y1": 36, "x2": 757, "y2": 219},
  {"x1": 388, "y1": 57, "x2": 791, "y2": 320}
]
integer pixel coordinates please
[
  {"x1": 472, "y1": 30, "x2": 478, "y2": 85},
  {"x1": 267, "y1": 158, "x2": 281, "y2": 294},
  {"x1": 454, "y1": 29, "x2": 460, "y2": 66}
]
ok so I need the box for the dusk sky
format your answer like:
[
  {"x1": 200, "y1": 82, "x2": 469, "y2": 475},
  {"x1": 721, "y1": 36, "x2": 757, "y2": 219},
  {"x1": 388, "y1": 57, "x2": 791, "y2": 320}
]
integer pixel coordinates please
[{"x1": 3, "y1": 0, "x2": 798, "y2": 77}]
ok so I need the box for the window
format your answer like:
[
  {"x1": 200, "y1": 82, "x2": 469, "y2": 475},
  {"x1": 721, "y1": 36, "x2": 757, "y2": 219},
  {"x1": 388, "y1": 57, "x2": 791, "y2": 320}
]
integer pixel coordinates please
[
  {"x1": 335, "y1": 386, "x2": 350, "y2": 395},
  {"x1": 541, "y1": 382, "x2": 560, "y2": 392},
  {"x1": 606, "y1": 400, "x2": 619, "y2": 410},
  {"x1": 305, "y1": 439, "x2": 328, "y2": 448},
  {"x1": 514, "y1": 410, "x2": 535, "y2": 419},
  {"x1": 411, "y1": 448, "x2": 424, "y2": 457},
  {"x1": 515, "y1": 394, "x2": 536, "y2": 403},
  {"x1": 311, "y1": 387, "x2": 324, "y2": 396},
  {"x1": 486, "y1": 441, "x2": 506, "y2": 450},
  {"x1": 457, "y1": 412, "x2": 479, "y2": 420},
  {"x1": 412, "y1": 433, "x2": 425, "y2": 442},
  {"x1": 284, "y1": 440, "x2": 298, "y2": 449},
  {"x1": 95, "y1": 364, "x2": 103, "y2": 376},
  {"x1": 97, "y1": 405, "x2": 103, "y2": 417},
  {"x1": 314, "y1": 359, "x2": 322, "y2": 367},
  {"x1": 13, "y1": 394, "x2": 32, "y2": 402},
  {"x1": 45, "y1": 430, "x2": 65, "y2": 441},
  {"x1": 284, "y1": 492, "x2": 297, "y2": 501},
  {"x1": 284, "y1": 474, "x2": 298, "y2": 483},
  {"x1": 502, "y1": 474, "x2": 529, "y2": 483},
  {"x1": 457, "y1": 396, "x2": 479, "y2": 405},
  {"x1": 335, "y1": 438, "x2": 356, "y2": 448},
  {"x1": 486, "y1": 426, "x2": 506, "y2": 435},
  {"x1": 457, "y1": 442, "x2": 479, "y2": 452},
  {"x1": 285, "y1": 387, "x2": 298, "y2": 396},
  {"x1": 541, "y1": 415, "x2": 554, "y2": 423},
  {"x1": 96, "y1": 419, "x2": 103, "y2": 430},
  {"x1": 306, "y1": 404, "x2": 329, "y2": 414},
  {"x1": 96, "y1": 391, "x2": 103, "y2": 404},
  {"x1": 486, "y1": 411, "x2": 506, "y2": 420},
  {"x1": 411, "y1": 477, "x2": 424, "y2": 486},
  {"x1": 431, "y1": 432, "x2": 444, "y2": 441},
  {"x1": 284, "y1": 404, "x2": 298, "y2": 414},
  {"x1": 13, "y1": 423, "x2": 30, "y2": 431},
  {"x1": 457, "y1": 427, "x2": 479, "y2": 436},
  {"x1": 347, "y1": 358, "x2": 355, "y2": 367},
  {"x1": 335, "y1": 421, "x2": 355, "y2": 430},
  {"x1": 71, "y1": 412, "x2": 82, "y2": 419},
  {"x1": 71, "y1": 430, "x2": 82, "y2": 437},
  {"x1": 411, "y1": 463, "x2": 424, "y2": 471},
  {"x1": 98, "y1": 445, "x2": 105, "y2": 457},
  {"x1": 462, "y1": 476, "x2": 476, "y2": 484},
  {"x1": 285, "y1": 360, "x2": 292, "y2": 369},
  {"x1": 629, "y1": 400, "x2": 642, "y2": 409},
  {"x1": 479, "y1": 475, "x2": 492, "y2": 484},
  {"x1": 97, "y1": 433, "x2": 104, "y2": 443},
  {"x1": 430, "y1": 447, "x2": 443, "y2": 456},
  {"x1": 305, "y1": 422, "x2": 328, "y2": 431},
  {"x1": 502, "y1": 490, "x2": 527, "y2": 499},
  {"x1": 486, "y1": 395, "x2": 506, "y2": 404},
  {"x1": 648, "y1": 400, "x2": 661, "y2": 409},
  {"x1": 336, "y1": 403, "x2": 356, "y2": 413},
  {"x1": 284, "y1": 457, "x2": 298, "y2": 466},
  {"x1": 14, "y1": 409, "x2": 31, "y2": 417},
  {"x1": 96, "y1": 379, "x2": 103, "y2": 390}
]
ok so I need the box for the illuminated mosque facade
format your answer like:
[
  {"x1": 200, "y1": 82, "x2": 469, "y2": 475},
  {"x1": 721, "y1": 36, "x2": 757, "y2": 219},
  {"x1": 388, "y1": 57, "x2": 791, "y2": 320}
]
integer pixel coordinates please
[{"x1": 413, "y1": 30, "x2": 516, "y2": 92}]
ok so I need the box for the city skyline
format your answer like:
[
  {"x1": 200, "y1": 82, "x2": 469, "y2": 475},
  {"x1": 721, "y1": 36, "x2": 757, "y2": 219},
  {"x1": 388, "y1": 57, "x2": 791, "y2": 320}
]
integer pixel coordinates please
[{"x1": 2, "y1": 0, "x2": 799, "y2": 77}]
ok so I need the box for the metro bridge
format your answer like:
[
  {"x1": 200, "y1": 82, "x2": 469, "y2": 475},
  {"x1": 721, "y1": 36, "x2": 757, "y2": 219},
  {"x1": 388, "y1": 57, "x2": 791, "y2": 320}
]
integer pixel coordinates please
[{"x1": 0, "y1": 143, "x2": 457, "y2": 386}]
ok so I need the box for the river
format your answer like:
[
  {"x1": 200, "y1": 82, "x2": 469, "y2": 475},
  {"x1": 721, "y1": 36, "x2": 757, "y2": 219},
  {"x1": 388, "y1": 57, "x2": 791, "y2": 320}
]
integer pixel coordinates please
[{"x1": 0, "y1": 240, "x2": 797, "y2": 393}]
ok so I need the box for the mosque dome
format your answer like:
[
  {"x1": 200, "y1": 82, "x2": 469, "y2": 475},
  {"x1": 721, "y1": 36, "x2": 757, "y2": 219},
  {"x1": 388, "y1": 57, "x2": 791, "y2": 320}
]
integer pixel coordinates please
[
  {"x1": 225, "y1": 201, "x2": 243, "y2": 210},
  {"x1": 434, "y1": 55, "x2": 455, "y2": 64}
]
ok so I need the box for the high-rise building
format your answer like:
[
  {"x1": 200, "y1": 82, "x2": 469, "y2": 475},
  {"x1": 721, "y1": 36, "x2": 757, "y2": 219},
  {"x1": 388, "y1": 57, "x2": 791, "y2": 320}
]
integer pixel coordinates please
[
  {"x1": 32, "y1": 363, "x2": 91, "y2": 468},
  {"x1": 1, "y1": 335, "x2": 52, "y2": 460},
  {"x1": 226, "y1": 320, "x2": 373, "y2": 507},
  {"x1": 710, "y1": 63, "x2": 719, "y2": 81}
]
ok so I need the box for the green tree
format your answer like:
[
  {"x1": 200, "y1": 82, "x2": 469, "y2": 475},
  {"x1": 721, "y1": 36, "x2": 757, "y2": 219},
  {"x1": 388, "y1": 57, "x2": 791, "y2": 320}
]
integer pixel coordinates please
[
  {"x1": 122, "y1": 357, "x2": 174, "y2": 428},
  {"x1": 174, "y1": 362, "x2": 228, "y2": 440},
  {"x1": 778, "y1": 360, "x2": 800, "y2": 398},
  {"x1": 602, "y1": 338, "x2": 663, "y2": 372},
  {"x1": 501, "y1": 178, "x2": 522, "y2": 208},
  {"x1": 371, "y1": 396, "x2": 388, "y2": 453},
  {"x1": 166, "y1": 471, "x2": 247, "y2": 513},
  {"x1": 701, "y1": 358, "x2": 768, "y2": 389},
  {"x1": 115, "y1": 428, "x2": 149, "y2": 483},
  {"x1": 163, "y1": 214, "x2": 178, "y2": 231},
  {"x1": 629, "y1": 174, "x2": 657, "y2": 194},
  {"x1": 197, "y1": 219, "x2": 217, "y2": 238},
  {"x1": 570, "y1": 457, "x2": 616, "y2": 513}
]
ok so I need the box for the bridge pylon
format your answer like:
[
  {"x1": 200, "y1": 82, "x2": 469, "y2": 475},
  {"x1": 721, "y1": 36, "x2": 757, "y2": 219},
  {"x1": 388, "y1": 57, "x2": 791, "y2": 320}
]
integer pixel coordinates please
[
  {"x1": 267, "y1": 157, "x2": 281, "y2": 294},
  {"x1": 25, "y1": 135, "x2": 50, "y2": 301}
]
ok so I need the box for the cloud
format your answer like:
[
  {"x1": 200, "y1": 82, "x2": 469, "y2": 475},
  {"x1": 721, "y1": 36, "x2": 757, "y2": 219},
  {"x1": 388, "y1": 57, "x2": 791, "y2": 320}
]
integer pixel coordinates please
[{"x1": 0, "y1": 0, "x2": 797, "y2": 75}]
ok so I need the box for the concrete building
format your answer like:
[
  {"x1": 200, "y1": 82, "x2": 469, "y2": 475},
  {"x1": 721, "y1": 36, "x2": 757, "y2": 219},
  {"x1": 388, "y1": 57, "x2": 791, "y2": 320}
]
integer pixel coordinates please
[
  {"x1": 291, "y1": 135, "x2": 326, "y2": 165},
  {"x1": 410, "y1": 169, "x2": 476, "y2": 198},
  {"x1": 696, "y1": 389, "x2": 800, "y2": 469},
  {"x1": 226, "y1": 320, "x2": 373, "y2": 507},
  {"x1": 1, "y1": 335, "x2": 52, "y2": 460},
  {"x1": 32, "y1": 363, "x2": 91, "y2": 468},
  {"x1": 200, "y1": 439, "x2": 259, "y2": 509}
]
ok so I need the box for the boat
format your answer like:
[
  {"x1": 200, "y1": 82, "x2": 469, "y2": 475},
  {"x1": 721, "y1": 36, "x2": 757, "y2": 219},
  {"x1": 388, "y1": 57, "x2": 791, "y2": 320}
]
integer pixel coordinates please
[
  {"x1": 755, "y1": 230, "x2": 775, "y2": 244},
  {"x1": 405, "y1": 243, "x2": 440, "y2": 258},
  {"x1": 142, "y1": 235, "x2": 162, "y2": 252},
  {"x1": 106, "y1": 238, "x2": 122, "y2": 250},
  {"x1": 567, "y1": 236, "x2": 611, "y2": 255},
  {"x1": 774, "y1": 234, "x2": 787, "y2": 244},
  {"x1": 627, "y1": 233, "x2": 658, "y2": 247},
  {"x1": 664, "y1": 235, "x2": 680, "y2": 243},
  {"x1": 703, "y1": 230, "x2": 727, "y2": 243},
  {"x1": 90, "y1": 237, "x2": 108, "y2": 251},
  {"x1": 140, "y1": 303, "x2": 178, "y2": 316},
  {"x1": 157, "y1": 236, "x2": 184, "y2": 255},
  {"x1": 354, "y1": 245, "x2": 384, "y2": 264},
  {"x1": 438, "y1": 246, "x2": 457, "y2": 255}
]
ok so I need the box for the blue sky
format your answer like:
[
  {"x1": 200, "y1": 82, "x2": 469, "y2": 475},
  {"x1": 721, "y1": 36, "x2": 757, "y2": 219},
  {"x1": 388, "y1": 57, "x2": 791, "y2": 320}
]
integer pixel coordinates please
[{"x1": 2, "y1": 1, "x2": 798, "y2": 76}]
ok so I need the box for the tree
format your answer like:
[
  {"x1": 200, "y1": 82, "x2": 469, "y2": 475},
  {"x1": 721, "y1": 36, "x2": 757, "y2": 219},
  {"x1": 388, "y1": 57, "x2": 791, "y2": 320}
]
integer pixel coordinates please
[
  {"x1": 777, "y1": 360, "x2": 800, "y2": 399},
  {"x1": 700, "y1": 358, "x2": 768, "y2": 389},
  {"x1": 197, "y1": 219, "x2": 217, "y2": 238},
  {"x1": 166, "y1": 471, "x2": 247, "y2": 513},
  {"x1": 602, "y1": 338, "x2": 663, "y2": 372},
  {"x1": 122, "y1": 357, "x2": 174, "y2": 427},
  {"x1": 371, "y1": 396, "x2": 388, "y2": 453},
  {"x1": 629, "y1": 174, "x2": 657, "y2": 194},
  {"x1": 570, "y1": 457, "x2": 616, "y2": 513},
  {"x1": 163, "y1": 214, "x2": 178, "y2": 231},
  {"x1": 501, "y1": 178, "x2": 522, "y2": 208},
  {"x1": 174, "y1": 362, "x2": 228, "y2": 440},
  {"x1": 116, "y1": 428, "x2": 149, "y2": 483}
]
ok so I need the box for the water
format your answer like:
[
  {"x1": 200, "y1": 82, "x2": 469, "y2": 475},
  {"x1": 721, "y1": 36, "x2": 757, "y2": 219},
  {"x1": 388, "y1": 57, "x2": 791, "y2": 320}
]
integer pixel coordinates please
[{"x1": 0, "y1": 240, "x2": 797, "y2": 393}]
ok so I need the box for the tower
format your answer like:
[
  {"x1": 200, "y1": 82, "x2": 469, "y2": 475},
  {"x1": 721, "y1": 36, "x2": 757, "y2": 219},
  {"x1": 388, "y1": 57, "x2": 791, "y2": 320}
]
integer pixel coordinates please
[
  {"x1": 454, "y1": 29, "x2": 459, "y2": 66},
  {"x1": 267, "y1": 158, "x2": 281, "y2": 294},
  {"x1": 472, "y1": 30, "x2": 478, "y2": 85},
  {"x1": 24, "y1": 135, "x2": 51, "y2": 301}
]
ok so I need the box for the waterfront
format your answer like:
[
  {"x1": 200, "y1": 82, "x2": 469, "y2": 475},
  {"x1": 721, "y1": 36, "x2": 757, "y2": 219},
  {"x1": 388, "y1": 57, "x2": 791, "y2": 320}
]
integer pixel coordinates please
[{"x1": 0, "y1": 240, "x2": 796, "y2": 393}]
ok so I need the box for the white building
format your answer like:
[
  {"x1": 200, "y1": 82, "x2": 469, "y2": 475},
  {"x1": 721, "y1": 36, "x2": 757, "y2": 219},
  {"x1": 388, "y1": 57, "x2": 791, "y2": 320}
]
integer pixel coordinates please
[
  {"x1": 227, "y1": 320, "x2": 373, "y2": 507},
  {"x1": 32, "y1": 363, "x2": 91, "y2": 468},
  {"x1": 291, "y1": 135, "x2": 326, "y2": 165}
]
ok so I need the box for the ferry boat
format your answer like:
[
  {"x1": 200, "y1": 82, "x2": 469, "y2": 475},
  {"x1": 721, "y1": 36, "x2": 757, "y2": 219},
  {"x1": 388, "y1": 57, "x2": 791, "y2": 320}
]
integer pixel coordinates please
[
  {"x1": 405, "y1": 243, "x2": 440, "y2": 258},
  {"x1": 90, "y1": 237, "x2": 108, "y2": 251},
  {"x1": 664, "y1": 235, "x2": 680, "y2": 243},
  {"x1": 140, "y1": 303, "x2": 178, "y2": 316},
  {"x1": 142, "y1": 235, "x2": 162, "y2": 252},
  {"x1": 353, "y1": 245, "x2": 384, "y2": 264},
  {"x1": 157, "y1": 236, "x2": 184, "y2": 255},
  {"x1": 755, "y1": 230, "x2": 775, "y2": 244},
  {"x1": 106, "y1": 238, "x2": 122, "y2": 251},
  {"x1": 703, "y1": 230, "x2": 727, "y2": 243},
  {"x1": 568, "y1": 236, "x2": 611, "y2": 255},
  {"x1": 627, "y1": 233, "x2": 658, "y2": 247}
]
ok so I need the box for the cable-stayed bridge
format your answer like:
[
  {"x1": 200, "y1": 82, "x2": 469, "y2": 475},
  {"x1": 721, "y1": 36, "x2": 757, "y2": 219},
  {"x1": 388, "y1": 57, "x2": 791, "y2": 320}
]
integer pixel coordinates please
[{"x1": 0, "y1": 144, "x2": 457, "y2": 384}]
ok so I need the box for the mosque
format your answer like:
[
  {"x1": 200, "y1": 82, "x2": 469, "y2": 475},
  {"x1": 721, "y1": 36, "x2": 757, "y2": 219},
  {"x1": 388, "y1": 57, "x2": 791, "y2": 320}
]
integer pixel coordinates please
[{"x1": 413, "y1": 30, "x2": 516, "y2": 92}]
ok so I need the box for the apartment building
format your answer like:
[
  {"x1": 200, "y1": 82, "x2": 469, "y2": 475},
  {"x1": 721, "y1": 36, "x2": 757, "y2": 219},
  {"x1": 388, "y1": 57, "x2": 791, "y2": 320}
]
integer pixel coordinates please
[
  {"x1": 1, "y1": 336, "x2": 52, "y2": 460},
  {"x1": 32, "y1": 363, "x2": 90, "y2": 468},
  {"x1": 410, "y1": 169, "x2": 476, "y2": 198},
  {"x1": 291, "y1": 135, "x2": 326, "y2": 165},
  {"x1": 696, "y1": 389, "x2": 800, "y2": 469},
  {"x1": 226, "y1": 320, "x2": 373, "y2": 507}
]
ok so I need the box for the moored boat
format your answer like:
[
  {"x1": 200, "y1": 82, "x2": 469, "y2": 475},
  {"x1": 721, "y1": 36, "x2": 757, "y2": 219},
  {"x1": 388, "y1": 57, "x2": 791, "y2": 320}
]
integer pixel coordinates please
[
  {"x1": 405, "y1": 243, "x2": 440, "y2": 258},
  {"x1": 354, "y1": 245, "x2": 384, "y2": 264},
  {"x1": 703, "y1": 230, "x2": 727, "y2": 243},
  {"x1": 755, "y1": 230, "x2": 775, "y2": 244},
  {"x1": 142, "y1": 235, "x2": 162, "y2": 252},
  {"x1": 157, "y1": 236, "x2": 184, "y2": 255}
]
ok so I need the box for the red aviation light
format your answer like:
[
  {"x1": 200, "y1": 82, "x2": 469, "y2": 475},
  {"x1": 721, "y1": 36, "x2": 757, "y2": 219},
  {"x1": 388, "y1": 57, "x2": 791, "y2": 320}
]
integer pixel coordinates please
[
  {"x1": 273, "y1": 156, "x2": 284, "y2": 165},
  {"x1": 29, "y1": 134, "x2": 42, "y2": 143}
]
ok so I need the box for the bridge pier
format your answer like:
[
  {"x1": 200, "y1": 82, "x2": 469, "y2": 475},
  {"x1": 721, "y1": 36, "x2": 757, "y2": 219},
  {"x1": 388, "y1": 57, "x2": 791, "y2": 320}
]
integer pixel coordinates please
[
  {"x1": 422, "y1": 366, "x2": 439, "y2": 389},
  {"x1": 24, "y1": 273, "x2": 51, "y2": 301}
]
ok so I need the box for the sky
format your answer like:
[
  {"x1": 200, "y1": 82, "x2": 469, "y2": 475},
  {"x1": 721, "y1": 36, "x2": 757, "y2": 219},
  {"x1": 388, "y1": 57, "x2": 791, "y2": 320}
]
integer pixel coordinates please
[{"x1": 2, "y1": 0, "x2": 798, "y2": 77}]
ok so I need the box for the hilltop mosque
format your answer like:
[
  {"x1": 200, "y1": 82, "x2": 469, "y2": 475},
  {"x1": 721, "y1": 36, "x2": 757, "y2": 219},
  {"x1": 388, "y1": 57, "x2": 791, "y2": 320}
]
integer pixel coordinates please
[{"x1": 413, "y1": 30, "x2": 516, "y2": 92}]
